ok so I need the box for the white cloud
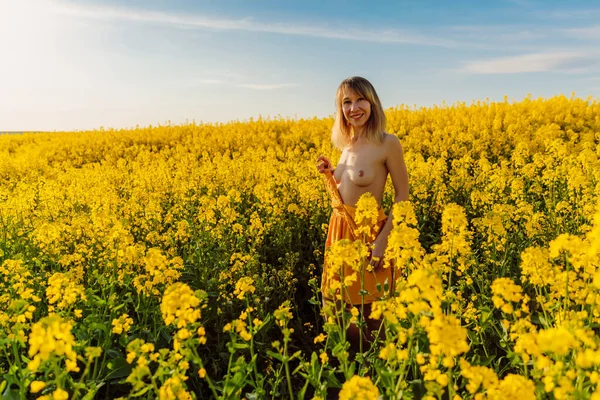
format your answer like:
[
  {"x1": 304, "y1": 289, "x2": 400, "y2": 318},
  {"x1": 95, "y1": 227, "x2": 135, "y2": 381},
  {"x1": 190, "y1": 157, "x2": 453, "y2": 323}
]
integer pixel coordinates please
[
  {"x1": 197, "y1": 79, "x2": 225, "y2": 85},
  {"x1": 188, "y1": 79, "x2": 299, "y2": 90},
  {"x1": 535, "y1": 9, "x2": 600, "y2": 20},
  {"x1": 40, "y1": 0, "x2": 460, "y2": 48},
  {"x1": 462, "y1": 52, "x2": 598, "y2": 74},
  {"x1": 236, "y1": 83, "x2": 299, "y2": 90},
  {"x1": 449, "y1": 25, "x2": 548, "y2": 42},
  {"x1": 563, "y1": 25, "x2": 600, "y2": 40}
]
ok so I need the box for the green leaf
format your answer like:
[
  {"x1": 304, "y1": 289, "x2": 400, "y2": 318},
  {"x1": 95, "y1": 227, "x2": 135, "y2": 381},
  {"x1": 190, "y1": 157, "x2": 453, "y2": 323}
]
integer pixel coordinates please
[
  {"x1": 290, "y1": 350, "x2": 302, "y2": 361},
  {"x1": 112, "y1": 303, "x2": 125, "y2": 312},
  {"x1": 104, "y1": 358, "x2": 133, "y2": 381},
  {"x1": 1, "y1": 388, "x2": 19, "y2": 400},
  {"x1": 90, "y1": 295, "x2": 107, "y2": 306},
  {"x1": 324, "y1": 371, "x2": 341, "y2": 388},
  {"x1": 266, "y1": 350, "x2": 284, "y2": 362},
  {"x1": 254, "y1": 314, "x2": 273, "y2": 335},
  {"x1": 409, "y1": 379, "x2": 425, "y2": 397},
  {"x1": 479, "y1": 306, "x2": 492, "y2": 325},
  {"x1": 332, "y1": 342, "x2": 348, "y2": 357},
  {"x1": 233, "y1": 342, "x2": 249, "y2": 350},
  {"x1": 348, "y1": 361, "x2": 356, "y2": 377},
  {"x1": 160, "y1": 328, "x2": 173, "y2": 344},
  {"x1": 106, "y1": 348, "x2": 122, "y2": 359},
  {"x1": 130, "y1": 385, "x2": 152, "y2": 397},
  {"x1": 298, "y1": 380, "x2": 309, "y2": 400},
  {"x1": 80, "y1": 383, "x2": 104, "y2": 400},
  {"x1": 292, "y1": 363, "x2": 305, "y2": 375},
  {"x1": 88, "y1": 322, "x2": 109, "y2": 337}
]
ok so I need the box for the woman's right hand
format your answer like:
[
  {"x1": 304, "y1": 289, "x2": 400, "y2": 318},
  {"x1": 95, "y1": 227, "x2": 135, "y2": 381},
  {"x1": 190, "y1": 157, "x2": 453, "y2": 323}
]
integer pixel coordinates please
[{"x1": 316, "y1": 156, "x2": 333, "y2": 174}]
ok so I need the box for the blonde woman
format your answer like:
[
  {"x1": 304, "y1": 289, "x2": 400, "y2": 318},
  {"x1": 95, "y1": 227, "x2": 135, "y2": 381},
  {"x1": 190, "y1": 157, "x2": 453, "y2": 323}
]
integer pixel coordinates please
[{"x1": 317, "y1": 76, "x2": 409, "y2": 349}]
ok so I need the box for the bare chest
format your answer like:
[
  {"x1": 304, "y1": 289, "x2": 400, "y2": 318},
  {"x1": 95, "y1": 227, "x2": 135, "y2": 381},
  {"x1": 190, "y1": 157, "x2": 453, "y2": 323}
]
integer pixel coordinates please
[{"x1": 338, "y1": 146, "x2": 386, "y2": 187}]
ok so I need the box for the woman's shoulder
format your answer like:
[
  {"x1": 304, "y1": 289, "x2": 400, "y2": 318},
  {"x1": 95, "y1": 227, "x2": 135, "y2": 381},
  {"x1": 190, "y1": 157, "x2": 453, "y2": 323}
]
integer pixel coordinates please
[
  {"x1": 380, "y1": 133, "x2": 404, "y2": 158},
  {"x1": 381, "y1": 132, "x2": 402, "y2": 146}
]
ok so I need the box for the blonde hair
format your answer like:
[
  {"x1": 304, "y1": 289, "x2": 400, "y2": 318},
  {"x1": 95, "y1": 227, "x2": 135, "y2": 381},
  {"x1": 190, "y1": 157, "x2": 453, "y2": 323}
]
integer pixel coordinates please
[{"x1": 331, "y1": 76, "x2": 386, "y2": 149}]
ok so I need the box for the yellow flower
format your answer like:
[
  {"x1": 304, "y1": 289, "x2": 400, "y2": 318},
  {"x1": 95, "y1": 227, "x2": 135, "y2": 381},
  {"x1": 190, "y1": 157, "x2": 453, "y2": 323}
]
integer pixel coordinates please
[
  {"x1": 45, "y1": 272, "x2": 86, "y2": 309},
  {"x1": 159, "y1": 374, "x2": 192, "y2": 400},
  {"x1": 354, "y1": 192, "x2": 380, "y2": 237},
  {"x1": 314, "y1": 333, "x2": 326, "y2": 344},
  {"x1": 273, "y1": 301, "x2": 293, "y2": 326},
  {"x1": 30, "y1": 381, "x2": 46, "y2": 393},
  {"x1": 126, "y1": 351, "x2": 136, "y2": 364},
  {"x1": 177, "y1": 328, "x2": 191, "y2": 340},
  {"x1": 53, "y1": 388, "x2": 69, "y2": 400},
  {"x1": 140, "y1": 343, "x2": 155, "y2": 353},
  {"x1": 233, "y1": 276, "x2": 256, "y2": 300},
  {"x1": 436, "y1": 373, "x2": 449, "y2": 387},
  {"x1": 112, "y1": 314, "x2": 134, "y2": 335},
  {"x1": 199, "y1": 368, "x2": 206, "y2": 378},
  {"x1": 537, "y1": 326, "x2": 578, "y2": 356},
  {"x1": 339, "y1": 375, "x2": 379, "y2": 400},
  {"x1": 460, "y1": 359, "x2": 499, "y2": 394},
  {"x1": 161, "y1": 283, "x2": 202, "y2": 328},
  {"x1": 320, "y1": 352, "x2": 328, "y2": 364},
  {"x1": 426, "y1": 312, "x2": 470, "y2": 358},
  {"x1": 27, "y1": 315, "x2": 79, "y2": 373},
  {"x1": 491, "y1": 278, "x2": 524, "y2": 313},
  {"x1": 378, "y1": 342, "x2": 407, "y2": 366},
  {"x1": 84, "y1": 347, "x2": 102, "y2": 361},
  {"x1": 487, "y1": 374, "x2": 536, "y2": 400}
]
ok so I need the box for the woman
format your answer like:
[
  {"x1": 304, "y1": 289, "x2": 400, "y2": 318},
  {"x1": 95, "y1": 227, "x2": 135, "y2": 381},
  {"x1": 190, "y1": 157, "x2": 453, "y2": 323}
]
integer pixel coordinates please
[{"x1": 316, "y1": 76, "x2": 409, "y2": 349}]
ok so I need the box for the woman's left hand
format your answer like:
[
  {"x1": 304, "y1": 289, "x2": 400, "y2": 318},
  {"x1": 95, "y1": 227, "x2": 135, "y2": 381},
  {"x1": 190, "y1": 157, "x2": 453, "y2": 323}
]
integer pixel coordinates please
[{"x1": 367, "y1": 245, "x2": 385, "y2": 271}]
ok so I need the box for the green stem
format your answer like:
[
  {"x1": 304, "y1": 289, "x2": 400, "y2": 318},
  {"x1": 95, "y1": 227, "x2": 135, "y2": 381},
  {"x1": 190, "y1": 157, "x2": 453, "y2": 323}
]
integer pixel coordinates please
[
  {"x1": 222, "y1": 335, "x2": 236, "y2": 399},
  {"x1": 72, "y1": 357, "x2": 95, "y2": 400},
  {"x1": 246, "y1": 299, "x2": 263, "y2": 396},
  {"x1": 190, "y1": 347, "x2": 220, "y2": 400},
  {"x1": 283, "y1": 335, "x2": 294, "y2": 400}
]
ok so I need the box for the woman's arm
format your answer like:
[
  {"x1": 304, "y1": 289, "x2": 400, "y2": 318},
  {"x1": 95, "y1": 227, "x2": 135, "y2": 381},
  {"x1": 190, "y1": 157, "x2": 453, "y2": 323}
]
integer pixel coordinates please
[
  {"x1": 369, "y1": 135, "x2": 409, "y2": 269},
  {"x1": 318, "y1": 150, "x2": 347, "y2": 184}
]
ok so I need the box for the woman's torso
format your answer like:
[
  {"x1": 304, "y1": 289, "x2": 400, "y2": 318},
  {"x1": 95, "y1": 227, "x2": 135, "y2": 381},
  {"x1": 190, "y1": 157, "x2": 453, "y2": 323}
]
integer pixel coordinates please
[{"x1": 333, "y1": 134, "x2": 390, "y2": 206}]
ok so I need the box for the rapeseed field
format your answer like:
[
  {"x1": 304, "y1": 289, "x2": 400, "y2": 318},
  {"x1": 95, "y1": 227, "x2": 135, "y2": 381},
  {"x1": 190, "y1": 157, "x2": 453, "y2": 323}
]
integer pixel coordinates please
[{"x1": 1, "y1": 94, "x2": 600, "y2": 399}]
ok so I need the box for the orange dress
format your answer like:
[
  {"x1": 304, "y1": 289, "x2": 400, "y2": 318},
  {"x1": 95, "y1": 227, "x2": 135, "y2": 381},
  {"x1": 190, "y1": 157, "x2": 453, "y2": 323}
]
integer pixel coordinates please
[{"x1": 320, "y1": 170, "x2": 394, "y2": 304}]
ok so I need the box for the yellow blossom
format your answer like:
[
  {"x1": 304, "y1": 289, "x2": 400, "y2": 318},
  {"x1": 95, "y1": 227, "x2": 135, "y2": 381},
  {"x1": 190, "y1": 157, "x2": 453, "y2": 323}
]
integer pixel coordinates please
[
  {"x1": 30, "y1": 381, "x2": 46, "y2": 393},
  {"x1": 339, "y1": 375, "x2": 379, "y2": 400}
]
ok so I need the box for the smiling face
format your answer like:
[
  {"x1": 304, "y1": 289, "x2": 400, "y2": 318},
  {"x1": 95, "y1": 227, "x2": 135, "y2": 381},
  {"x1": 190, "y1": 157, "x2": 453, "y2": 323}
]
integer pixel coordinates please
[
  {"x1": 341, "y1": 87, "x2": 372, "y2": 133},
  {"x1": 331, "y1": 76, "x2": 386, "y2": 149}
]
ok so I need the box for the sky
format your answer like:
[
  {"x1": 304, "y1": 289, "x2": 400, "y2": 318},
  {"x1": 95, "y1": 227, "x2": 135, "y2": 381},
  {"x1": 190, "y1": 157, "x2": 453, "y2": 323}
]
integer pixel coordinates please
[{"x1": 1, "y1": 0, "x2": 599, "y2": 132}]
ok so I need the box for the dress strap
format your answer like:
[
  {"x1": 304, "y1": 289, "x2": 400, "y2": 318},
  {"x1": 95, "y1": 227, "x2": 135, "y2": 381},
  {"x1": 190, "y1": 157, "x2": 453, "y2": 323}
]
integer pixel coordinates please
[{"x1": 321, "y1": 170, "x2": 358, "y2": 236}]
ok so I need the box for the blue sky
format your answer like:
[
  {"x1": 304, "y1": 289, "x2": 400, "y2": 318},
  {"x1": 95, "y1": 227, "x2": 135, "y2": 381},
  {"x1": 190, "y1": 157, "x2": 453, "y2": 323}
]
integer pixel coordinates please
[{"x1": 1, "y1": 0, "x2": 599, "y2": 131}]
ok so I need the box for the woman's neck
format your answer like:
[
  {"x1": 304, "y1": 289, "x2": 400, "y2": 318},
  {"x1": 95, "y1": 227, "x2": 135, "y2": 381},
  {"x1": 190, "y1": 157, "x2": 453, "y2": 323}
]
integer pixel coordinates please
[{"x1": 351, "y1": 126, "x2": 366, "y2": 140}]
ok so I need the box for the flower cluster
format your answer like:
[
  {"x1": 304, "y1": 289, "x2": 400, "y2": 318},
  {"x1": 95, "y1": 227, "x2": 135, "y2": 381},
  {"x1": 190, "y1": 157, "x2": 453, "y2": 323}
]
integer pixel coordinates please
[
  {"x1": 27, "y1": 315, "x2": 79, "y2": 373},
  {"x1": 0, "y1": 94, "x2": 599, "y2": 398},
  {"x1": 161, "y1": 283, "x2": 202, "y2": 328},
  {"x1": 112, "y1": 313, "x2": 134, "y2": 335},
  {"x1": 339, "y1": 375, "x2": 380, "y2": 400}
]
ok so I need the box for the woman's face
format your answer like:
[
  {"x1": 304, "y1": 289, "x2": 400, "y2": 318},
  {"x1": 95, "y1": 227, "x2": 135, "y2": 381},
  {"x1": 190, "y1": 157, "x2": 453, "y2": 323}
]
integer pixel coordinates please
[{"x1": 341, "y1": 88, "x2": 371, "y2": 129}]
